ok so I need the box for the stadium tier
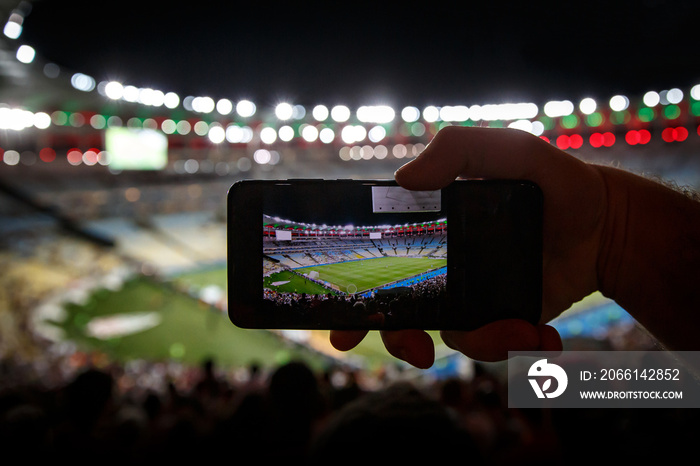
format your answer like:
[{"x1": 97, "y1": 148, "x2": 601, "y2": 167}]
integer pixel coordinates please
[{"x1": 1, "y1": 0, "x2": 697, "y2": 384}]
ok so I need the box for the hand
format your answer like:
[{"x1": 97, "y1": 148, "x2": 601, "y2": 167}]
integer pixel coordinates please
[{"x1": 331, "y1": 126, "x2": 608, "y2": 368}]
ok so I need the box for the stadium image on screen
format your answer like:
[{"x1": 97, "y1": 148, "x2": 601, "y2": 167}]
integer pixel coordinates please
[{"x1": 260, "y1": 183, "x2": 448, "y2": 328}]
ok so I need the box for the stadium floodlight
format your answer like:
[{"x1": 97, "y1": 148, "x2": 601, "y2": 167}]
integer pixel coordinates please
[
  {"x1": 319, "y1": 127, "x2": 335, "y2": 144},
  {"x1": 123, "y1": 85, "x2": 140, "y2": 102},
  {"x1": 275, "y1": 102, "x2": 294, "y2": 120},
  {"x1": 254, "y1": 149, "x2": 272, "y2": 164},
  {"x1": 357, "y1": 105, "x2": 395, "y2": 123},
  {"x1": 691, "y1": 84, "x2": 700, "y2": 101},
  {"x1": 105, "y1": 81, "x2": 124, "y2": 100},
  {"x1": 278, "y1": 125, "x2": 294, "y2": 142},
  {"x1": 667, "y1": 88, "x2": 684, "y2": 104},
  {"x1": 164, "y1": 92, "x2": 180, "y2": 109},
  {"x1": 439, "y1": 105, "x2": 469, "y2": 122},
  {"x1": 543, "y1": 100, "x2": 574, "y2": 118},
  {"x1": 579, "y1": 98, "x2": 597, "y2": 115},
  {"x1": 192, "y1": 96, "x2": 215, "y2": 113},
  {"x1": 401, "y1": 106, "x2": 420, "y2": 122},
  {"x1": 422, "y1": 106, "x2": 440, "y2": 122},
  {"x1": 260, "y1": 127, "x2": 277, "y2": 144},
  {"x1": 3, "y1": 20, "x2": 21, "y2": 39},
  {"x1": 368, "y1": 125, "x2": 386, "y2": 142},
  {"x1": 16, "y1": 44, "x2": 35, "y2": 64},
  {"x1": 331, "y1": 105, "x2": 351, "y2": 122},
  {"x1": 301, "y1": 124, "x2": 319, "y2": 142},
  {"x1": 216, "y1": 98, "x2": 233, "y2": 115},
  {"x1": 236, "y1": 100, "x2": 256, "y2": 118},
  {"x1": 507, "y1": 119, "x2": 533, "y2": 133},
  {"x1": 643, "y1": 91, "x2": 660, "y2": 107},
  {"x1": 341, "y1": 125, "x2": 366, "y2": 144},
  {"x1": 207, "y1": 125, "x2": 226, "y2": 144},
  {"x1": 292, "y1": 105, "x2": 306, "y2": 119},
  {"x1": 312, "y1": 105, "x2": 329, "y2": 121},
  {"x1": 609, "y1": 95, "x2": 629, "y2": 112},
  {"x1": 33, "y1": 112, "x2": 51, "y2": 129},
  {"x1": 71, "y1": 73, "x2": 96, "y2": 92},
  {"x1": 138, "y1": 88, "x2": 164, "y2": 107}
]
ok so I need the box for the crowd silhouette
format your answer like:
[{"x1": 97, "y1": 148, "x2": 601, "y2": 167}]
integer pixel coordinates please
[{"x1": 2, "y1": 323, "x2": 699, "y2": 463}]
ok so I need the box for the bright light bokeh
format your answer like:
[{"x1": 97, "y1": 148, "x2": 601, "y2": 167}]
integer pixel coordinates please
[
  {"x1": 331, "y1": 105, "x2": 351, "y2": 122},
  {"x1": 207, "y1": 125, "x2": 226, "y2": 144},
  {"x1": 3, "y1": 20, "x2": 22, "y2": 39},
  {"x1": 439, "y1": 106, "x2": 469, "y2": 122},
  {"x1": 301, "y1": 124, "x2": 319, "y2": 142},
  {"x1": 368, "y1": 125, "x2": 387, "y2": 142},
  {"x1": 312, "y1": 105, "x2": 329, "y2": 121},
  {"x1": 105, "y1": 81, "x2": 124, "y2": 100},
  {"x1": 544, "y1": 100, "x2": 574, "y2": 118},
  {"x1": 643, "y1": 91, "x2": 660, "y2": 107},
  {"x1": 356, "y1": 105, "x2": 395, "y2": 123},
  {"x1": 275, "y1": 102, "x2": 294, "y2": 120},
  {"x1": 319, "y1": 127, "x2": 335, "y2": 144},
  {"x1": 422, "y1": 106, "x2": 440, "y2": 122},
  {"x1": 401, "y1": 106, "x2": 420, "y2": 122},
  {"x1": 236, "y1": 100, "x2": 256, "y2": 118},
  {"x1": 216, "y1": 98, "x2": 233, "y2": 115},
  {"x1": 164, "y1": 92, "x2": 180, "y2": 109},
  {"x1": 691, "y1": 84, "x2": 700, "y2": 101},
  {"x1": 609, "y1": 95, "x2": 629, "y2": 111},
  {"x1": 260, "y1": 127, "x2": 277, "y2": 144},
  {"x1": 16, "y1": 44, "x2": 35, "y2": 63},
  {"x1": 278, "y1": 125, "x2": 294, "y2": 142},
  {"x1": 579, "y1": 98, "x2": 597, "y2": 115},
  {"x1": 667, "y1": 88, "x2": 683, "y2": 104}
]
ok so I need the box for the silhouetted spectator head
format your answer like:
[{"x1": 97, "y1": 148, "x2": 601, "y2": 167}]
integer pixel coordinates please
[
  {"x1": 64, "y1": 368, "x2": 114, "y2": 427},
  {"x1": 310, "y1": 382, "x2": 481, "y2": 463}
]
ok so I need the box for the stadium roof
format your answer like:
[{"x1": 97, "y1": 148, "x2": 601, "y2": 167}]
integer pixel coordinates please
[{"x1": 263, "y1": 214, "x2": 446, "y2": 232}]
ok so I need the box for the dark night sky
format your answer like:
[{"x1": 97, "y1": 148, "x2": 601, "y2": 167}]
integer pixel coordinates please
[{"x1": 19, "y1": 0, "x2": 700, "y2": 108}]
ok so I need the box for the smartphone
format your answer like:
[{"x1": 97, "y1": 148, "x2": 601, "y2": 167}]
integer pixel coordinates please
[{"x1": 227, "y1": 179, "x2": 542, "y2": 331}]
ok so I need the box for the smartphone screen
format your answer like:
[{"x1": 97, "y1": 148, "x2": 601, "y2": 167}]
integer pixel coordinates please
[
  {"x1": 261, "y1": 181, "x2": 447, "y2": 328},
  {"x1": 228, "y1": 179, "x2": 542, "y2": 331}
]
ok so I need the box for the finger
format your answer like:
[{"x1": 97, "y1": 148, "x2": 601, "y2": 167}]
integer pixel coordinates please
[
  {"x1": 380, "y1": 329, "x2": 435, "y2": 369},
  {"x1": 394, "y1": 126, "x2": 585, "y2": 191},
  {"x1": 329, "y1": 330, "x2": 368, "y2": 352},
  {"x1": 441, "y1": 320, "x2": 562, "y2": 362}
]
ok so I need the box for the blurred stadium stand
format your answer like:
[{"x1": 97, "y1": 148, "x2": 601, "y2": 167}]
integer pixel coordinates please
[{"x1": 2, "y1": 0, "x2": 700, "y2": 376}]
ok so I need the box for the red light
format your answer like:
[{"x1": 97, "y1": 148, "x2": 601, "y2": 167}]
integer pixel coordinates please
[
  {"x1": 662, "y1": 127, "x2": 675, "y2": 142},
  {"x1": 590, "y1": 132, "x2": 603, "y2": 148},
  {"x1": 663, "y1": 127, "x2": 690, "y2": 142},
  {"x1": 676, "y1": 127, "x2": 688, "y2": 141},
  {"x1": 664, "y1": 129, "x2": 675, "y2": 141},
  {"x1": 603, "y1": 132, "x2": 616, "y2": 147},
  {"x1": 625, "y1": 130, "x2": 641, "y2": 145},
  {"x1": 539, "y1": 136, "x2": 550, "y2": 144},
  {"x1": 556, "y1": 135, "x2": 570, "y2": 150},
  {"x1": 638, "y1": 129, "x2": 651, "y2": 144},
  {"x1": 569, "y1": 134, "x2": 583, "y2": 149},
  {"x1": 39, "y1": 147, "x2": 56, "y2": 162}
]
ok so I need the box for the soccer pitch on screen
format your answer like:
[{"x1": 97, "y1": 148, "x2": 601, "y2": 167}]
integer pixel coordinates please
[{"x1": 265, "y1": 256, "x2": 447, "y2": 295}]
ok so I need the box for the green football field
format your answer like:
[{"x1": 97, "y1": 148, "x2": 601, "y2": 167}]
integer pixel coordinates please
[
  {"x1": 48, "y1": 271, "x2": 449, "y2": 371},
  {"x1": 268, "y1": 256, "x2": 447, "y2": 295},
  {"x1": 47, "y1": 263, "x2": 613, "y2": 374}
]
